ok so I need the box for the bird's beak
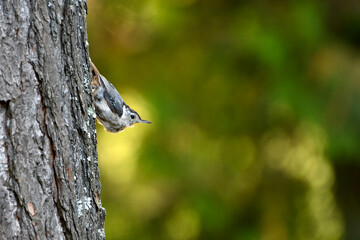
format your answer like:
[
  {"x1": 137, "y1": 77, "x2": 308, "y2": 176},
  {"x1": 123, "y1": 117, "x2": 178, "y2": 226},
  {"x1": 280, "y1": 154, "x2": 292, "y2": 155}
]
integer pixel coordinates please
[{"x1": 139, "y1": 119, "x2": 152, "y2": 124}]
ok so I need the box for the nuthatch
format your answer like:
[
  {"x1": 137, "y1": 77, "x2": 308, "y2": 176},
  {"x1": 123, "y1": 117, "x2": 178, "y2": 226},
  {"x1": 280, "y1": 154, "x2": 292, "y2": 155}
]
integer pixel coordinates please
[{"x1": 91, "y1": 62, "x2": 151, "y2": 133}]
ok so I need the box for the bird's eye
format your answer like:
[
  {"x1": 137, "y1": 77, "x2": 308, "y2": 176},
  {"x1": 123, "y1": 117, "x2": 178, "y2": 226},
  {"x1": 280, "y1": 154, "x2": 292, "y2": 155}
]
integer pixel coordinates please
[{"x1": 130, "y1": 114, "x2": 135, "y2": 119}]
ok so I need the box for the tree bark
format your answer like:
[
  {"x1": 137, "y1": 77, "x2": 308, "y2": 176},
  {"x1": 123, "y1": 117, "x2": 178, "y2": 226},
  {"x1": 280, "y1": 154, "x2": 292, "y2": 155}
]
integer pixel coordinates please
[{"x1": 0, "y1": 0, "x2": 105, "y2": 239}]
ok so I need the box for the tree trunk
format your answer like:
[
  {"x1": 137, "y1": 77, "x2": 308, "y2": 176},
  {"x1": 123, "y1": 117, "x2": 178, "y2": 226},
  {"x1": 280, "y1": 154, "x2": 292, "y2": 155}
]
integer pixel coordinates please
[{"x1": 0, "y1": 1, "x2": 105, "y2": 239}]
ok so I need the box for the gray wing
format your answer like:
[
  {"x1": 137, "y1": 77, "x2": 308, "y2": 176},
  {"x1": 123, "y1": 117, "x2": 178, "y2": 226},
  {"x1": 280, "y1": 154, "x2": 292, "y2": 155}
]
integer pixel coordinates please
[{"x1": 99, "y1": 75, "x2": 124, "y2": 117}]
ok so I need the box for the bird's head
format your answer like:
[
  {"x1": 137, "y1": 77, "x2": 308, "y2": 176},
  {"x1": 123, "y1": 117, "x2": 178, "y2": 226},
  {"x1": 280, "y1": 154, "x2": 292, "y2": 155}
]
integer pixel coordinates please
[{"x1": 122, "y1": 105, "x2": 151, "y2": 129}]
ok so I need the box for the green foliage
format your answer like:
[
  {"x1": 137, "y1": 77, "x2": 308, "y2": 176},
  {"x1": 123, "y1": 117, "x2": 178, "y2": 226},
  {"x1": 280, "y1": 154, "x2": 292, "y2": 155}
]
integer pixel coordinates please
[{"x1": 88, "y1": 0, "x2": 360, "y2": 239}]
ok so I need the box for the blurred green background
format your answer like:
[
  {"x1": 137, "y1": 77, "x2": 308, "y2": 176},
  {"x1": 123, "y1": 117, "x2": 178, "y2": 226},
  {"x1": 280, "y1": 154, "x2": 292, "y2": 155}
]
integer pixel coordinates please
[{"x1": 87, "y1": 0, "x2": 360, "y2": 239}]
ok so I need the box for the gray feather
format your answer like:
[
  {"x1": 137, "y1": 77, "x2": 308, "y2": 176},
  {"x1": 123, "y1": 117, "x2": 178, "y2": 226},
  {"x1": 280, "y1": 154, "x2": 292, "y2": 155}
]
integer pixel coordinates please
[{"x1": 99, "y1": 75, "x2": 124, "y2": 117}]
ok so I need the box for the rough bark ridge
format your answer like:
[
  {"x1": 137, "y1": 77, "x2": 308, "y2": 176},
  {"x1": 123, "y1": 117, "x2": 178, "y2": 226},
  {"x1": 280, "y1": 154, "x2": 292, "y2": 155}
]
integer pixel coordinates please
[{"x1": 0, "y1": 0, "x2": 105, "y2": 239}]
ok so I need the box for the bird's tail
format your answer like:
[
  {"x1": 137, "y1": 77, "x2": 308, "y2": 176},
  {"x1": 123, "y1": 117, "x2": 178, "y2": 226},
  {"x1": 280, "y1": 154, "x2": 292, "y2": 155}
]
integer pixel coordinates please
[{"x1": 91, "y1": 61, "x2": 101, "y2": 88}]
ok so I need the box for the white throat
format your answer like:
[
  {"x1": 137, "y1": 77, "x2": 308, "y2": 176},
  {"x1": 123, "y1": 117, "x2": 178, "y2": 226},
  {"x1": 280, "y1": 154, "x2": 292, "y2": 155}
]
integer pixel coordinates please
[{"x1": 121, "y1": 105, "x2": 132, "y2": 127}]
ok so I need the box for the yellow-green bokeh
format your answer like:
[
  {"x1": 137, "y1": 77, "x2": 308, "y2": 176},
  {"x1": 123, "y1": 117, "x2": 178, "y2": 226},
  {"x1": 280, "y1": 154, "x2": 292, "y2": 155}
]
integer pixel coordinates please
[{"x1": 87, "y1": 0, "x2": 360, "y2": 239}]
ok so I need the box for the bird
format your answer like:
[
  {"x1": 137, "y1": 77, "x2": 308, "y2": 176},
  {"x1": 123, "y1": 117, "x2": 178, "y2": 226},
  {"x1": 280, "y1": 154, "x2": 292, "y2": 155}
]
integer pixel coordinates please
[{"x1": 91, "y1": 62, "x2": 151, "y2": 133}]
